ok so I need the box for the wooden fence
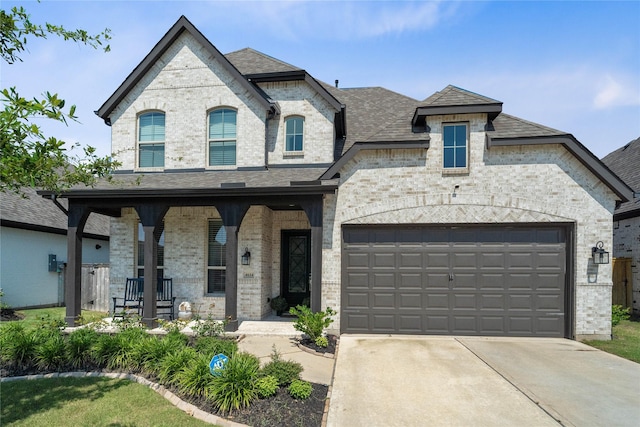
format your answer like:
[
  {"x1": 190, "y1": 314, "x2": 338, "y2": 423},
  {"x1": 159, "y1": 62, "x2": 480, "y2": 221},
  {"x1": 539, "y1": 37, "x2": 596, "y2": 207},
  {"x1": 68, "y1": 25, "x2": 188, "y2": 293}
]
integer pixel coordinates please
[
  {"x1": 81, "y1": 264, "x2": 110, "y2": 312},
  {"x1": 612, "y1": 257, "x2": 632, "y2": 308}
]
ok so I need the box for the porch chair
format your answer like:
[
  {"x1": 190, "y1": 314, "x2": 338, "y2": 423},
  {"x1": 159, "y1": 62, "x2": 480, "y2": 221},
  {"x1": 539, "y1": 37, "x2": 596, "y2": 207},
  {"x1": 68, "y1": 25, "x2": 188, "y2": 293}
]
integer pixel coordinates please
[{"x1": 113, "y1": 277, "x2": 176, "y2": 320}]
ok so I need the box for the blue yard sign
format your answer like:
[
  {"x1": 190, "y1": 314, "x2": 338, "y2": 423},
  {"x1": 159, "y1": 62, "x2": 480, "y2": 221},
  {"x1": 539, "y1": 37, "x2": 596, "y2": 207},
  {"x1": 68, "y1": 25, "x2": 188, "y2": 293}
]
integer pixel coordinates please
[{"x1": 209, "y1": 353, "x2": 229, "y2": 376}]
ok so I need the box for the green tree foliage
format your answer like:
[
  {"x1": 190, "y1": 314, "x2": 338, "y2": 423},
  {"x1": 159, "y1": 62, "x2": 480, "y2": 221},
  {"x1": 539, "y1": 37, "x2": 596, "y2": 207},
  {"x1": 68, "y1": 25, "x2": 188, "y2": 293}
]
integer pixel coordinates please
[{"x1": 0, "y1": 5, "x2": 119, "y2": 195}]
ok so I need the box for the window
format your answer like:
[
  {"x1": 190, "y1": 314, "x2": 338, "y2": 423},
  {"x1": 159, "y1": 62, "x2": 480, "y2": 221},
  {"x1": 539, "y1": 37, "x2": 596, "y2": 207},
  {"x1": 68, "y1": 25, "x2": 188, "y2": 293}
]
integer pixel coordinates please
[
  {"x1": 209, "y1": 109, "x2": 236, "y2": 166},
  {"x1": 285, "y1": 116, "x2": 304, "y2": 152},
  {"x1": 443, "y1": 123, "x2": 468, "y2": 169},
  {"x1": 207, "y1": 219, "x2": 226, "y2": 293},
  {"x1": 138, "y1": 112, "x2": 165, "y2": 167},
  {"x1": 136, "y1": 222, "x2": 164, "y2": 279}
]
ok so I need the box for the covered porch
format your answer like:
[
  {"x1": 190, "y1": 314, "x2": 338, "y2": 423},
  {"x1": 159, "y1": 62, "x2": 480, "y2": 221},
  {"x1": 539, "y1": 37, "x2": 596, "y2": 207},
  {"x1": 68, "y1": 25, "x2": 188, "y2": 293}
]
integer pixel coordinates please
[{"x1": 42, "y1": 170, "x2": 336, "y2": 331}]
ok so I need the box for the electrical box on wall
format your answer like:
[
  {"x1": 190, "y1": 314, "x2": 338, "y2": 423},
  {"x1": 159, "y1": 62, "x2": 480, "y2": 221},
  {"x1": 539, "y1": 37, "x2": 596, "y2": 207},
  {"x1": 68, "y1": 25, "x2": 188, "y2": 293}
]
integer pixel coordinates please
[{"x1": 48, "y1": 254, "x2": 57, "y2": 272}]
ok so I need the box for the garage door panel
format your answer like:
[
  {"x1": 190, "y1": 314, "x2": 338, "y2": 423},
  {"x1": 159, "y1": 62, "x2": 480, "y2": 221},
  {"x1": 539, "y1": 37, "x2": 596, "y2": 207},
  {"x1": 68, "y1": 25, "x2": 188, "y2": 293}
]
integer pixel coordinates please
[
  {"x1": 342, "y1": 225, "x2": 568, "y2": 336},
  {"x1": 372, "y1": 273, "x2": 395, "y2": 288}
]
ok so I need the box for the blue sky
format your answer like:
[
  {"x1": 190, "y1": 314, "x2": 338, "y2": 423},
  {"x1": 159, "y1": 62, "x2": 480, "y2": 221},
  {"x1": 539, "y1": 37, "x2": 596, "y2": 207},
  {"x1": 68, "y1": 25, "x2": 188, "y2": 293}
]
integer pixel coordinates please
[{"x1": 2, "y1": 0, "x2": 639, "y2": 159}]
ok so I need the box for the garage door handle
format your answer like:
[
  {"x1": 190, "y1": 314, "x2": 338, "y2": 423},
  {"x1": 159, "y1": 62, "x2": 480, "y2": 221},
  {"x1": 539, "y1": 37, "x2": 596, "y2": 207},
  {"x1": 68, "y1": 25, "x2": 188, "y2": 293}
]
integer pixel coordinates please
[{"x1": 449, "y1": 273, "x2": 454, "y2": 281}]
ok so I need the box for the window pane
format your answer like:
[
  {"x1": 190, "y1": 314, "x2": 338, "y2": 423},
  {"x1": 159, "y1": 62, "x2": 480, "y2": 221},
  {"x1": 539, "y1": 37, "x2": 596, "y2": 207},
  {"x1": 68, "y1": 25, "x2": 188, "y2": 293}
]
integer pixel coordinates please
[
  {"x1": 443, "y1": 124, "x2": 466, "y2": 168},
  {"x1": 285, "y1": 117, "x2": 304, "y2": 151},
  {"x1": 209, "y1": 141, "x2": 236, "y2": 166},
  {"x1": 208, "y1": 219, "x2": 226, "y2": 293},
  {"x1": 207, "y1": 270, "x2": 226, "y2": 293},
  {"x1": 209, "y1": 109, "x2": 236, "y2": 139},
  {"x1": 139, "y1": 113, "x2": 165, "y2": 142},
  {"x1": 139, "y1": 143, "x2": 164, "y2": 167}
]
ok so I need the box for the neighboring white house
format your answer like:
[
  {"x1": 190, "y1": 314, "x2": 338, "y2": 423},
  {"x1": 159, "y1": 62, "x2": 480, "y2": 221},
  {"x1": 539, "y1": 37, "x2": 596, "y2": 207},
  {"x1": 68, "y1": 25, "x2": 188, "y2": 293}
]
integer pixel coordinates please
[
  {"x1": 0, "y1": 187, "x2": 110, "y2": 309},
  {"x1": 46, "y1": 16, "x2": 633, "y2": 340},
  {"x1": 602, "y1": 137, "x2": 640, "y2": 315}
]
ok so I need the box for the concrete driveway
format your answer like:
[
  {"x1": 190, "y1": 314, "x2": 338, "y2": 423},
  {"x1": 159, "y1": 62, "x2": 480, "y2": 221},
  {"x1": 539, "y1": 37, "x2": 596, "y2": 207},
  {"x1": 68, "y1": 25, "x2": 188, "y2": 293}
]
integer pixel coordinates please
[{"x1": 327, "y1": 336, "x2": 640, "y2": 427}]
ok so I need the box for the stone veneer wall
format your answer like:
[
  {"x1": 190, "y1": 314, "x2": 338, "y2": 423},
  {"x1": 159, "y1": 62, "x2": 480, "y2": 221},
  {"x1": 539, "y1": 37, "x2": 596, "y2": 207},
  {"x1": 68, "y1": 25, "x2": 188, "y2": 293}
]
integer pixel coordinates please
[
  {"x1": 321, "y1": 113, "x2": 617, "y2": 339},
  {"x1": 109, "y1": 206, "x2": 312, "y2": 321},
  {"x1": 613, "y1": 216, "x2": 640, "y2": 314}
]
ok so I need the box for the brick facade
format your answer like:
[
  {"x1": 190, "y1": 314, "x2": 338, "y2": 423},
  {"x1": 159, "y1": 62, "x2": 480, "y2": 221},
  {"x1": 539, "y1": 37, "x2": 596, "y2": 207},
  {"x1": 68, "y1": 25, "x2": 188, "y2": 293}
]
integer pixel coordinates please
[{"x1": 613, "y1": 216, "x2": 640, "y2": 314}]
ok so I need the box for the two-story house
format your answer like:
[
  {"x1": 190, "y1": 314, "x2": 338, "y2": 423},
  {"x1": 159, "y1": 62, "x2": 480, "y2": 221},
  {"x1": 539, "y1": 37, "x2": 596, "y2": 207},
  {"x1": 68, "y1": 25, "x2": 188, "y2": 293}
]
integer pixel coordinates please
[{"x1": 42, "y1": 16, "x2": 632, "y2": 340}]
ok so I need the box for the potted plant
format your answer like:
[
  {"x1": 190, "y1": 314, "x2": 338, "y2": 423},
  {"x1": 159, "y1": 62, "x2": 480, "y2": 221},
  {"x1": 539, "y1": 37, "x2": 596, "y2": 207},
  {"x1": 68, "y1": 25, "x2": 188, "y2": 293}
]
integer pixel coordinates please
[{"x1": 270, "y1": 296, "x2": 288, "y2": 316}]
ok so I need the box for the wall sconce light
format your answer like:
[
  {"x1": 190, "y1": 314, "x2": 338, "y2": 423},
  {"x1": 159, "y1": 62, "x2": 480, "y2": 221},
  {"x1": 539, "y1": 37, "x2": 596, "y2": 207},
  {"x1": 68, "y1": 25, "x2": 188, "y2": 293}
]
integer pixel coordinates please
[
  {"x1": 592, "y1": 241, "x2": 610, "y2": 265},
  {"x1": 241, "y1": 247, "x2": 251, "y2": 265},
  {"x1": 452, "y1": 185, "x2": 459, "y2": 198}
]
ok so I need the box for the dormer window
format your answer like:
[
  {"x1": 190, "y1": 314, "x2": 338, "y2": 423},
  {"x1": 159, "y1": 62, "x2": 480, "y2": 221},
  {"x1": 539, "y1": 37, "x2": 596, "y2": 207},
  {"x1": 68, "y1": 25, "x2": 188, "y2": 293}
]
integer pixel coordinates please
[
  {"x1": 209, "y1": 108, "x2": 237, "y2": 166},
  {"x1": 138, "y1": 112, "x2": 165, "y2": 168},
  {"x1": 285, "y1": 116, "x2": 304, "y2": 153},
  {"x1": 443, "y1": 123, "x2": 468, "y2": 171}
]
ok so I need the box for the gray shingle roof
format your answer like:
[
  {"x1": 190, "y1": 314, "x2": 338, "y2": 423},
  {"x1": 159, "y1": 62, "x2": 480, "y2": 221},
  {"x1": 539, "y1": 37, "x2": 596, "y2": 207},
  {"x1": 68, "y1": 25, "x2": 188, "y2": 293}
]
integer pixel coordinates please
[
  {"x1": 1, "y1": 187, "x2": 110, "y2": 237},
  {"x1": 421, "y1": 85, "x2": 501, "y2": 106},
  {"x1": 225, "y1": 48, "x2": 302, "y2": 75},
  {"x1": 602, "y1": 137, "x2": 640, "y2": 216},
  {"x1": 490, "y1": 113, "x2": 566, "y2": 139},
  {"x1": 88, "y1": 167, "x2": 333, "y2": 191}
]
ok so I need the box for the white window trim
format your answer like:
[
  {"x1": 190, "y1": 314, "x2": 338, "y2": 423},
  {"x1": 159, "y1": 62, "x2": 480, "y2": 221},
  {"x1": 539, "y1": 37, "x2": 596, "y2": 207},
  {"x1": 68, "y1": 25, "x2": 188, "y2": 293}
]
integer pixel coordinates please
[{"x1": 442, "y1": 122, "x2": 470, "y2": 175}]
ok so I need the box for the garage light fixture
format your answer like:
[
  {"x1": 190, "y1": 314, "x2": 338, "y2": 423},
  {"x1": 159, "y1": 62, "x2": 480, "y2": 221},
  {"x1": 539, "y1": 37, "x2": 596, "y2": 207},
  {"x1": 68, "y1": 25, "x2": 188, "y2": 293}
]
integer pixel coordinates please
[{"x1": 591, "y1": 241, "x2": 609, "y2": 265}]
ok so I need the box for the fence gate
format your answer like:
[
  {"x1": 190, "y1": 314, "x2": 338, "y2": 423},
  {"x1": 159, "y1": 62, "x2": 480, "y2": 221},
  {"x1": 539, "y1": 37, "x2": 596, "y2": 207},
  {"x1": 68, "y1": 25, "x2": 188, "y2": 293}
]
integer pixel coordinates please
[{"x1": 612, "y1": 258, "x2": 632, "y2": 308}]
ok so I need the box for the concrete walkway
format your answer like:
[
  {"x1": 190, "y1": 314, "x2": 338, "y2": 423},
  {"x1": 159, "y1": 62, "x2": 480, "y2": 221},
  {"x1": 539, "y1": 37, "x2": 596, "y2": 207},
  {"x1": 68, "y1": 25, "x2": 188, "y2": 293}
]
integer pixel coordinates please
[
  {"x1": 236, "y1": 318, "x2": 335, "y2": 386},
  {"x1": 327, "y1": 336, "x2": 640, "y2": 427}
]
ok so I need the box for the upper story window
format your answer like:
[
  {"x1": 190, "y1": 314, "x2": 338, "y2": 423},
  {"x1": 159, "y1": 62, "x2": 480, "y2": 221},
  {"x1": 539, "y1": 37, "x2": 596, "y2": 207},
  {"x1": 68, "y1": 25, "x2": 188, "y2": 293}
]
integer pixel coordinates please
[
  {"x1": 285, "y1": 116, "x2": 304, "y2": 153},
  {"x1": 209, "y1": 109, "x2": 237, "y2": 166},
  {"x1": 443, "y1": 123, "x2": 468, "y2": 170},
  {"x1": 138, "y1": 112, "x2": 165, "y2": 168}
]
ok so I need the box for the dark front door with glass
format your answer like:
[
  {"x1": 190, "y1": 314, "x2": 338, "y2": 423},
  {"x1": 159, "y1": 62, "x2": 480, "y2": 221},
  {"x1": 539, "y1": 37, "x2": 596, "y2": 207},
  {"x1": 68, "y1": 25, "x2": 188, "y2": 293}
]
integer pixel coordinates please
[{"x1": 281, "y1": 230, "x2": 311, "y2": 307}]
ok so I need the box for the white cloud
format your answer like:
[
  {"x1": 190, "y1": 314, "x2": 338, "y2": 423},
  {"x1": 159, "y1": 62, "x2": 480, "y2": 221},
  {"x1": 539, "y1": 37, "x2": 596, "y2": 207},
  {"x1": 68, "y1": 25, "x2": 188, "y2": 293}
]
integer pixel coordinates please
[{"x1": 593, "y1": 74, "x2": 640, "y2": 109}]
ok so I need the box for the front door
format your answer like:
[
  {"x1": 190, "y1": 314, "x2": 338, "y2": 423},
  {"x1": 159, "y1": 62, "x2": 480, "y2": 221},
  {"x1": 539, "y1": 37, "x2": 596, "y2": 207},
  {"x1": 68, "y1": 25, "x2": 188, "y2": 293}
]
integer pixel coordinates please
[{"x1": 281, "y1": 230, "x2": 311, "y2": 307}]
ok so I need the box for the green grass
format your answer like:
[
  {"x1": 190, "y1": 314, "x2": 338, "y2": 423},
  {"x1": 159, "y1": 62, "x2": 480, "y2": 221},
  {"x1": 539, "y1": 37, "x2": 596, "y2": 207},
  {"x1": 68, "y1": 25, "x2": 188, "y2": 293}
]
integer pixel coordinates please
[
  {"x1": 3, "y1": 307, "x2": 106, "y2": 330},
  {"x1": 585, "y1": 319, "x2": 640, "y2": 363},
  {"x1": 0, "y1": 376, "x2": 216, "y2": 427}
]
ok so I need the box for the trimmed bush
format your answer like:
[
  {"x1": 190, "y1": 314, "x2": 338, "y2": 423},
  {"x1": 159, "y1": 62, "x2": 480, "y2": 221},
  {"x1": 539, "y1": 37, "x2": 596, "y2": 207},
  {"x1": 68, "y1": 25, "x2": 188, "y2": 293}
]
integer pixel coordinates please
[
  {"x1": 314, "y1": 336, "x2": 329, "y2": 348},
  {"x1": 612, "y1": 305, "x2": 631, "y2": 326},
  {"x1": 260, "y1": 347, "x2": 303, "y2": 386},
  {"x1": 255, "y1": 375, "x2": 279, "y2": 398},
  {"x1": 289, "y1": 305, "x2": 336, "y2": 341},
  {"x1": 208, "y1": 352, "x2": 260, "y2": 413},
  {"x1": 288, "y1": 379, "x2": 312, "y2": 400}
]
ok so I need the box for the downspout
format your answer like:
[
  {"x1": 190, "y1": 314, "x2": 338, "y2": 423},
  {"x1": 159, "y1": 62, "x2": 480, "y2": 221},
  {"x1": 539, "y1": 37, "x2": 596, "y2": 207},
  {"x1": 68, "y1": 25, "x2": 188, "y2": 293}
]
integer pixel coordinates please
[{"x1": 47, "y1": 194, "x2": 69, "y2": 216}]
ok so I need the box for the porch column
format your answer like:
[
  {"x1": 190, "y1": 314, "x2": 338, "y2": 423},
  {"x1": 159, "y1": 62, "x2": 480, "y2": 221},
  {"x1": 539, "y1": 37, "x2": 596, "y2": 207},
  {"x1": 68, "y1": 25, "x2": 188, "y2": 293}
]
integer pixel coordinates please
[
  {"x1": 135, "y1": 204, "x2": 169, "y2": 328},
  {"x1": 65, "y1": 203, "x2": 90, "y2": 326},
  {"x1": 215, "y1": 202, "x2": 250, "y2": 332},
  {"x1": 301, "y1": 196, "x2": 323, "y2": 313}
]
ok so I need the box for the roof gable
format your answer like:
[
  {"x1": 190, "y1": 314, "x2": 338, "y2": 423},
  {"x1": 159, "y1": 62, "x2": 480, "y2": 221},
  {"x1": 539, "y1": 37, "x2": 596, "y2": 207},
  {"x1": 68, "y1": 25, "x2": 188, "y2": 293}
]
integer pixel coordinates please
[
  {"x1": 96, "y1": 16, "x2": 275, "y2": 122},
  {"x1": 225, "y1": 48, "x2": 301, "y2": 75},
  {"x1": 413, "y1": 85, "x2": 503, "y2": 127},
  {"x1": 602, "y1": 137, "x2": 640, "y2": 218}
]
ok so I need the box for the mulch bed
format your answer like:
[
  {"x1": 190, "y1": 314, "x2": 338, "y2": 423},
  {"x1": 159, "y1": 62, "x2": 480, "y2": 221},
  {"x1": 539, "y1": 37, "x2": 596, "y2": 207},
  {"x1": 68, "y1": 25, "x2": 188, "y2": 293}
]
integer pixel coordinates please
[
  {"x1": 0, "y1": 308, "x2": 23, "y2": 322},
  {"x1": 298, "y1": 334, "x2": 338, "y2": 355}
]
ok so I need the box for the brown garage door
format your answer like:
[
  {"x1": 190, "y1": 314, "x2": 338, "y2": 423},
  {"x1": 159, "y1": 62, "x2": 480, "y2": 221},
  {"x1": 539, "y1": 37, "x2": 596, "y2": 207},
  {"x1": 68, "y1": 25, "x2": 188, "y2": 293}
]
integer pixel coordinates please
[{"x1": 342, "y1": 225, "x2": 568, "y2": 337}]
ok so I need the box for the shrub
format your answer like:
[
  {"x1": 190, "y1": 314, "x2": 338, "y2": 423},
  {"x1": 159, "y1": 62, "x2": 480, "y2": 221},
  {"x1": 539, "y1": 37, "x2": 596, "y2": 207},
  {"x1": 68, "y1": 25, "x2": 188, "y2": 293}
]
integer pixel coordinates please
[
  {"x1": 289, "y1": 305, "x2": 336, "y2": 341},
  {"x1": 612, "y1": 305, "x2": 631, "y2": 326},
  {"x1": 270, "y1": 296, "x2": 288, "y2": 313},
  {"x1": 194, "y1": 336, "x2": 237, "y2": 358},
  {"x1": 158, "y1": 347, "x2": 197, "y2": 385},
  {"x1": 1, "y1": 324, "x2": 39, "y2": 369},
  {"x1": 35, "y1": 334, "x2": 67, "y2": 371},
  {"x1": 176, "y1": 354, "x2": 214, "y2": 398},
  {"x1": 66, "y1": 328, "x2": 99, "y2": 370},
  {"x1": 314, "y1": 336, "x2": 329, "y2": 348},
  {"x1": 260, "y1": 346, "x2": 303, "y2": 386},
  {"x1": 208, "y1": 352, "x2": 260, "y2": 413},
  {"x1": 255, "y1": 375, "x2": 279, "y2": 398},
  {"x1": 288, "y1": 379, "x2": 312, "y2": 400},
  {"x1": 130, "y1": 335, "x2": 178, "y2": 375},
  {"x1": 192, "y1": 314, "x2": 226, "y2": 337},
  {"x1": 92, "y1": 327, "x2": 147, "y2": 370}
]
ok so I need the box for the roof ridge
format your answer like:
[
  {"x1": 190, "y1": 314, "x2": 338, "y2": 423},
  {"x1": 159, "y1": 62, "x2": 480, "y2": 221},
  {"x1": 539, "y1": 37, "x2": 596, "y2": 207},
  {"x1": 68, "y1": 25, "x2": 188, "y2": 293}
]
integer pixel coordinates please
[{"x1": 225, "y1": 47, "x2": 302, "y2": 72}]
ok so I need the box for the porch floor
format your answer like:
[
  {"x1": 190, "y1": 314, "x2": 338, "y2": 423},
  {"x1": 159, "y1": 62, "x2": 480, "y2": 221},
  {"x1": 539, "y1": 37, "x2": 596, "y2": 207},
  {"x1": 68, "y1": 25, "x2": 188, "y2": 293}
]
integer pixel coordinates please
[{"x1": 237, "y1": 314, "x2": 299, "y2": 337}]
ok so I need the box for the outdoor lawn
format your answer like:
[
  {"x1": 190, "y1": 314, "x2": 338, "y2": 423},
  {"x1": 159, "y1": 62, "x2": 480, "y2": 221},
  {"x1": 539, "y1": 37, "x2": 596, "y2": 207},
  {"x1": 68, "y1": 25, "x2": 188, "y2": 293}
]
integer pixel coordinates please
[
  {"x1": 0, "y1": 307, "x2": 106, "y2": 329},
  {"x1": 1, "y1": 376, "x2": 214, "y2": 427},
  {"x1": 584, "y1": 318, "x2": 640, "y2": 363}
]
